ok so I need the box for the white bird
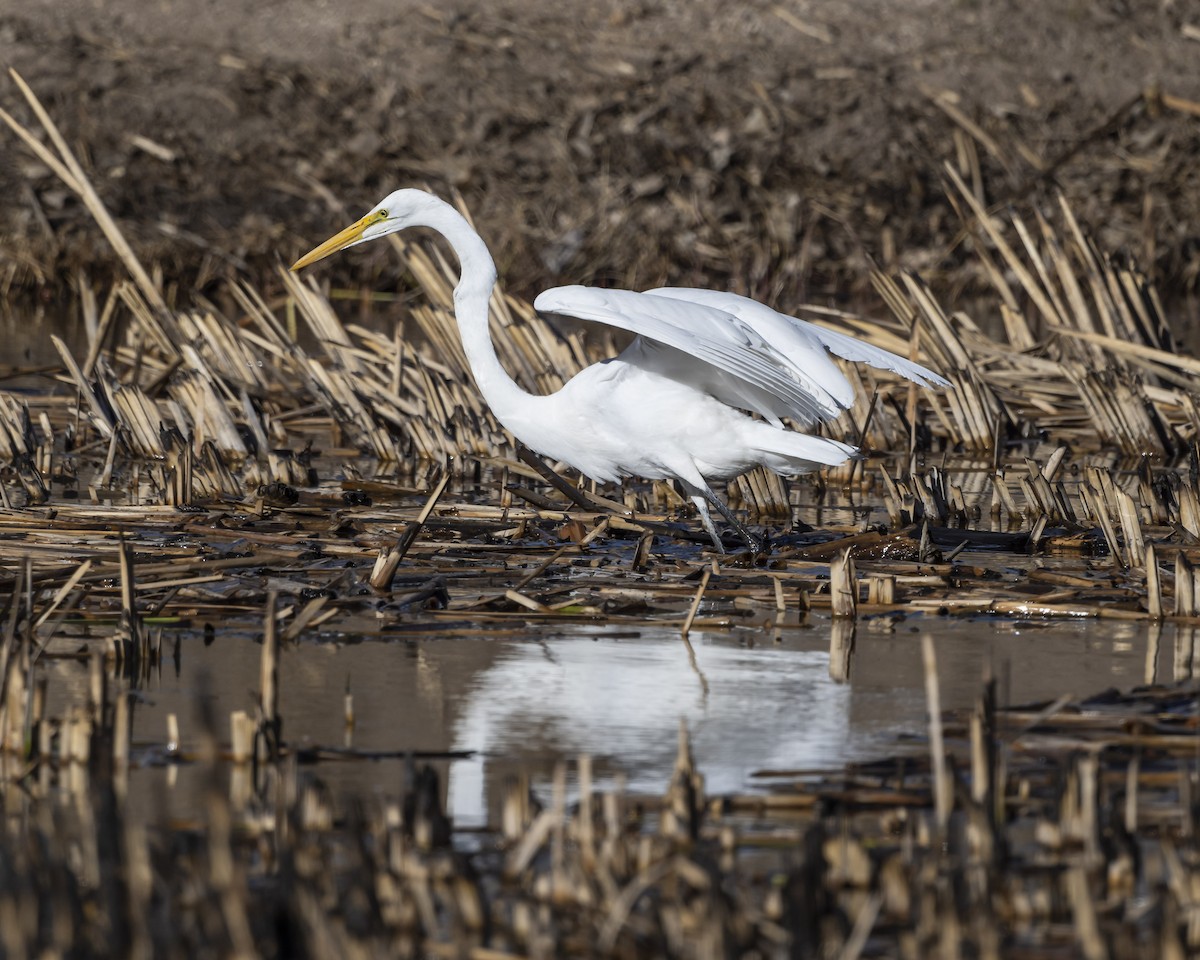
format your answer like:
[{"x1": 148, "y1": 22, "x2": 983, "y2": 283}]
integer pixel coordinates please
[{"x1": 292, "y1": 189, "x2": 948, "y2": 552}]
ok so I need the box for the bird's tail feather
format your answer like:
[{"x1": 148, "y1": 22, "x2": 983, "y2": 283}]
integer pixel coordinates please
[{"x1": 753, "y1": 426, "x2": 857, "y2": 475}]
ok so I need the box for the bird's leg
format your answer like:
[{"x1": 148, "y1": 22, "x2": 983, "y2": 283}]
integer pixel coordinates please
[
  {"x1": 689, "y1": 496, "x2": 726, "y2": 554},
  {"x1": 687, "y1": 482, "x2": 765, "y2": 555},
  {"x1": 707, "y1": 489, "x2": 767, "y2": 555}
]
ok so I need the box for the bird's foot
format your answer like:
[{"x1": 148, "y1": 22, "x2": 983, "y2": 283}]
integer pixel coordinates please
[
  {"x1": 740, "y1": 532, "x2": 770, "y2": 562},
  {"x1": 713, "y1": 527, "x2": 769, "y2": 559}
]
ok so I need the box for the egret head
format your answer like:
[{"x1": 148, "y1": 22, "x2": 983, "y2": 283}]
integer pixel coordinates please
[{"x1": 291, "y1": 188, "x2": 446, "y2": 271}]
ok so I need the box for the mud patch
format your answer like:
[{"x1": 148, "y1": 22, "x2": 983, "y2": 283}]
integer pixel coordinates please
[{"x1": 2, "y1": 0, "x2": 1198, "y2": 321}]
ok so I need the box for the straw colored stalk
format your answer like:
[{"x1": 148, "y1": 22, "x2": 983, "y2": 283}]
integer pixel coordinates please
[{"x1": 0, "y1": 70, "x2": 168, "y2": 316}]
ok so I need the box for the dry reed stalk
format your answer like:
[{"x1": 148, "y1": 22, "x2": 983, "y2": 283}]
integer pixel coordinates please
[
  {"x1": 229, "y1": 710, "x2": 254, "y2": 765},
  {"x1": 52, "y1": 335, "x2": 117, "y2": 439},
  {"x1": 680, "y1": 568, "x2": 711, "y2": 638},
  {"x1": 259, "y1": 591, "x2": 280, "y2": 762},
  {"x1": 116, "y1": 536, "x2": 141, "y2": 663},
  {"x1": 1115, "y1": 489, "x2": 1146, "y2": 568},
  {"x1": 504, "y1": 589, "x2": 553, "y2": 613},
  {"x1": 859, "y1": 174, "x2": 1196, "y2": 459},
  {"x1": 866, "y1": 575, "x2": 896, "y2": 605},
  {"x1": 280, "y1": 597, "x2": 335, "y2": 643},
  {"x1": 371, "y1": 471, "x2": 452, "y2": 592},
  {"x1": 629, "y1": 530, "x2": 655, "y2": 571},
  {"x1": 829, "y1": 548, "x2": 858, "y2": 618},
  {"x1": 1175, "y1": 554, "x2": 1197, "y2": 618},
  {"x1": 1147, "y1": 544, "x2": 1163, "y2": 618},
  {"x1": 1066, "y1": 866, "x2": 1108, "y2": 960},
  {"x1": 922, "y1": 634, "x2": 951, "y2": 833},
  {"x1": 0, "y1": 70, "x2": 167, "y2": 315}
]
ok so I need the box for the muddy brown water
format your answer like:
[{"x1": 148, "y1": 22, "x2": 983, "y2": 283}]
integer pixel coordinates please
[
  {"x1": 6, "y1": 307, "x2": 1182, "y2": 830},
  {"x1": 41, "y1": 611, "x2": 1167, "y2": 827}
]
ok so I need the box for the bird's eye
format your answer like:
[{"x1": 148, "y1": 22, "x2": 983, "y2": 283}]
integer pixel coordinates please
[{"x1": 375, "y1": 210, "x2": 388, "y2": 220}]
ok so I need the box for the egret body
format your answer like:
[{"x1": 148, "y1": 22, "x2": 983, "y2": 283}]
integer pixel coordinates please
[{"x1": 292, "y1": 189, "x2": 947, "y2": 550}]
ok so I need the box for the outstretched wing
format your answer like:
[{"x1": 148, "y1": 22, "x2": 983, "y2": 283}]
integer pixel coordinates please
[
  {"x1": 648, "y1": 288, "x2": 950, "y2": 389},
  {"x1": 533, "y1": 285, "x2": 854, "y2": 426}
]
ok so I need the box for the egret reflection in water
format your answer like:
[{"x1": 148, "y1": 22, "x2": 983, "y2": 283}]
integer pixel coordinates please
[{"x1": 446, "y1": 631, "x2": 856, "y2": 823}]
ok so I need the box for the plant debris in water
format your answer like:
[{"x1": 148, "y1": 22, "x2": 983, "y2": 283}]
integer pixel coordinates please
[{"x1": 2, "y1": 68, "x2": 1200, "y2": 958}]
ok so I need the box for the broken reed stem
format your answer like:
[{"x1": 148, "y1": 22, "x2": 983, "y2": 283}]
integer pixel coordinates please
[
  {"x1": 32, "y1": 558, "x2": 92, "y2": 636},
  {"x1": 3, "y1": 69, "x2": 168, "y2": 315},
  {"x1": 504, "y1": 589, "x2": 552, "y2": 613},
  {"x1": 922, "y1": 634, "x2": 951, "y2": 833},
  {"x1": 630, "y1": 530, "x2": 654, "y2": 572},
  {"x1": 512, "y1": 543, "x2": 579, "y2": 593},
  {"x1": 839, "y1": 894, "x2": 883, "y2": 960},
  {"x1": 1146, "y1": 544, "x2": 1162, "y2": 619},
  {"x1": 229, "y1": 710, "x2": 252, "y2": 763},
  {"x1": 117, "y1": 535, "x2": 141, "y2": 654},
  {"x1": 259, "y1": 590, "x2": 280, "y2": 761},
  {"x1": 681, "y1": 568, "x2": 712, "y2": 638},
  {"x1": 866, "y1": 574, "x2": 896, "y2": 605},
  {"x1": 370, "y1": 470, "x2": 451, "y2": 590},
  {"x1": 830, "y1": 548, "x2": 858, "y2": 618}
]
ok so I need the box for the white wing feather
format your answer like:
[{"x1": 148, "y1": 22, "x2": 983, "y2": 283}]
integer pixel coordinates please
[
  {"x1": 649, "y1": 287, "x2": 950, "y2": 389},
  {"x1": 533, "y1": 285, "x2": 853, "y2": 425}
]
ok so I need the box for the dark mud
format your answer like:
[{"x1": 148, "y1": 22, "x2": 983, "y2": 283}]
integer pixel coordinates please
[{"x1": 2, "y1": 0, "x2": 1198, "y2": 321}]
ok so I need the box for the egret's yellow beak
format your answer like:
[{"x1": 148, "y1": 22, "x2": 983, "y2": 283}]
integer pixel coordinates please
[{"x1": 290, "y1": 211, "x2": 384, "y2": 271}]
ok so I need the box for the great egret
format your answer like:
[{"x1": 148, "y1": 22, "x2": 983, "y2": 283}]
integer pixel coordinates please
[{"x1": 292, "y1": 189, "x2": 947, "y2": 551}]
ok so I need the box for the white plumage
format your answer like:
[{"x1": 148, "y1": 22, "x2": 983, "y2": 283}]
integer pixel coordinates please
[{"x1": 293, "y1": 188, "x2": 948, "y2": 551}]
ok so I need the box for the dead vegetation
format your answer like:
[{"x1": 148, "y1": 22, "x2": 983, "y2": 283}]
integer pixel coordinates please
[
  {"x1": 5, "y1": 567, "x2": 1200, "y2": 957},
  {"x1": 2, "y1": 61, "x2": 1200, "y2": 956},
  {"x1": 1, "y1": 1, "x2": 1198, "y2": 323}
]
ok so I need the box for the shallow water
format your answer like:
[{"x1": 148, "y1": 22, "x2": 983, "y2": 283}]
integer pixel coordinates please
[
  {"x1": 42, "y1": 610, "x2": 1170, "y2": 826},
  {"x1": 8, "y1": 302, "x2": 1176, "y2": 826}
]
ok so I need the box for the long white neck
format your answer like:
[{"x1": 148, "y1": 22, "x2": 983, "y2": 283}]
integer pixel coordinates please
[{"x1": 417, "y1": 200, "x2": 530, "y2": 424}]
